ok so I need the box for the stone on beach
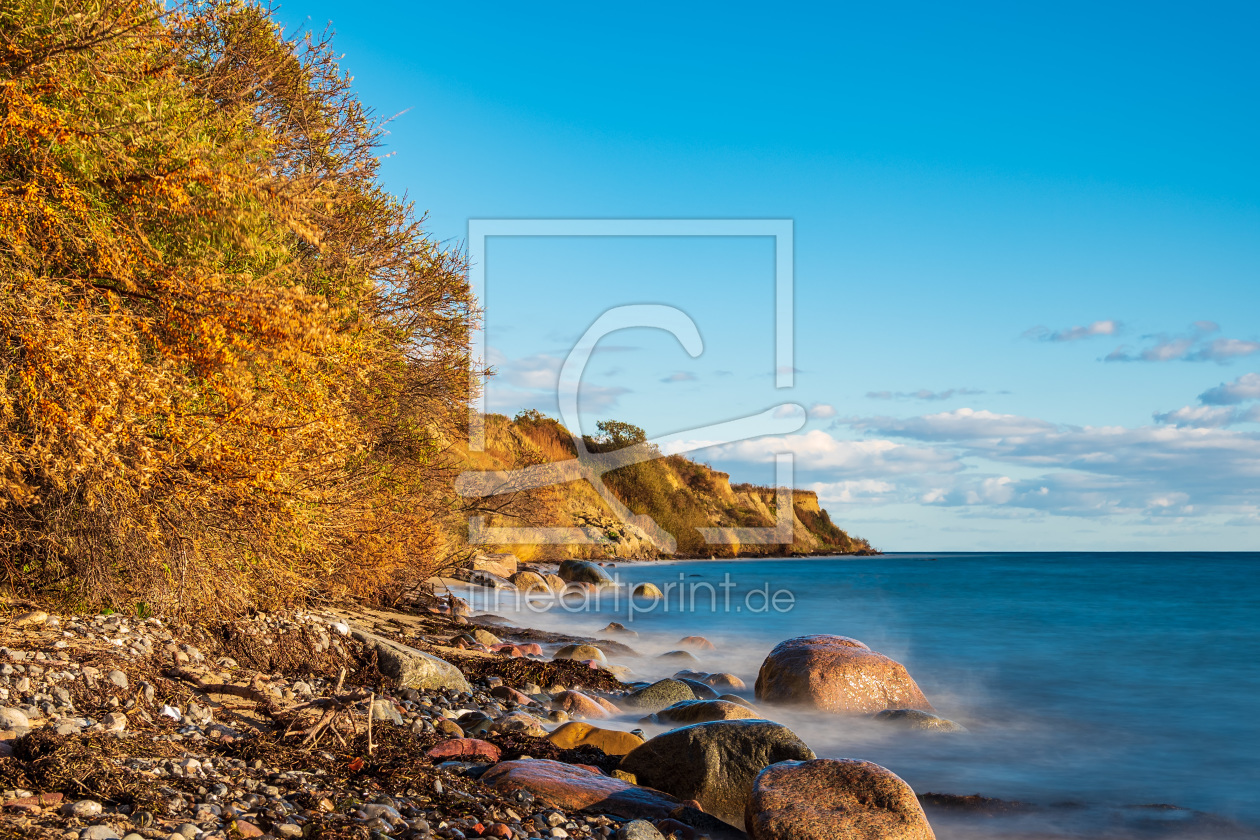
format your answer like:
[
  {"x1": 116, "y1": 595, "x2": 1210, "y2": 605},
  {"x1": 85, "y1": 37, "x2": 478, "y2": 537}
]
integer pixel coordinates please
[
  {"x1": 480, "y1": 759, "x2": 681, "y2": 819},
  {"x1": 754, "y1": 634, "x2": 933, "y2": 714},
  {"x1": 348, "y1": 628, "x2": 471, "y2": 692},
  {"x1": 554, "y1": 643, "x2": 608, "y2": 665},
  {"x1": 602, "y1": 622, "x2": 640, "y2": 638},
  {"x1": 546, "y1": 721, "x2": 646, "y2": 755},
  {"x1": 426, "y1": 738, "x2": 502, "y2": 763},
  {"x1": 678, "y1": 636, "x2": 715, "y2": 650},
  {"x1": 618, "y1": 719, "x2": 816, "y2": 829},
  {"x1": 657, "y1": 650, "x2": 699, "y2": 663},
  {"x1": 558, "y1": 560, "x2": 615, "y2": 586},
  {"x1": 551, "y1": 690, "x2": 613, "y2": 719},
  {"x1": 744, "y1": 758, "x2": 935, "y2": 840},
  {"x1": 651, "y1": 699, "x2": 760, "y2": 724}
]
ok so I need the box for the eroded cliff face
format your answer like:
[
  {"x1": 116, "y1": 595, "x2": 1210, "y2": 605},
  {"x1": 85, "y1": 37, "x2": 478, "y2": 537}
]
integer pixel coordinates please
[{"x1": 454, "y1": 414, "x2": 873, "y2": 562}]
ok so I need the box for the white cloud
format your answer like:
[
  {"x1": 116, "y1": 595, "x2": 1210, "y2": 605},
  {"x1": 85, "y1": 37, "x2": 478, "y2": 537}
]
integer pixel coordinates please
[
  {"x1": 865, "y1": 388, "x2": 985, "y2": 401},
  {"x1": 808, "y1": 479, "x2": 895, "y2": 504},
  {"x1": 689, "y1": 429, "x2": 962, "y2": 475},
  {"x1": 1153, "y1": 405, "x2": 1241, "y2": 428},
  {"x1": 1104, "y1": 322, "x2": 1260, "y2": 364},
  {"x1": 1024, "y1": 319, "x2": 1121, "y2": 342},
  {"x1": 1199, "y1": 372, "x2": 1260, "y2": 405},
  {"x1": 808, "y1": 402, "x2": 837, "y2": 419},
  {"x1": 662, "y1": 371, "x2": 697, "y2": 383}
]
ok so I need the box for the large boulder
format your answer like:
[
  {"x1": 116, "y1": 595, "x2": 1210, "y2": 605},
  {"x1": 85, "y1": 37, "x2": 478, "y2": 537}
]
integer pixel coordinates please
[
  {"x1": 651, "y1": 699, "x2": 759, "y2": 724},
  {"x1": 473, "y1": 552, "x2": 518, "y2": 578},
  {"x1": 510, "y1": 571, "x2": 550, "y2": 593},
  {"x1": 621, "y1": 678, "x2": 698, "y2": 711},
  {"x1": 479, "y1": 760, "x2": 740, "y2": 840},
  {"x1": 551, "y1": 690, "x2": 612, "y2": 719},
  {"x1": 633, "y1": 582, "x2": 663, "y2": 599},
  {"x1": 754, "y1": 635, "x2": 933, "y2": 714},
  {"x1": 546, "y1": 721, "x2": 645, "y2": 756},
  {"x1": 558, "y1": 560, "x2": 615, "y2": 586},
  {"x1": 744, "y1": 758, "x2": 935, "y2": 840},
  {"x1": 618, "y1": 719, "x2": 816, "y2": 829},
  {"x1": 349, "y1": 629, "x2": 470, "y2": 692}
]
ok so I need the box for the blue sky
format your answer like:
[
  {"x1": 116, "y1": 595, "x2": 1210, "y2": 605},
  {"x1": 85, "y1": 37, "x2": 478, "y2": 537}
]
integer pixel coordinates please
[{"x1": 280, "y1": 0, "x2": 1260, "y2": 550}]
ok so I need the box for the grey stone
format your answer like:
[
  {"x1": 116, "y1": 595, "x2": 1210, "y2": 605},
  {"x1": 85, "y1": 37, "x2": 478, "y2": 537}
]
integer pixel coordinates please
[
  {"x1": 619, "y1": 719, "x2": 816, "y2": 829},
  {"x1": 80, "y1": 828, "x2": 120, "y2": 840},
  {"x1": 67, "y1": 800, "x2": 103, "y2": 818},
  {"x1": 557, "y1": 560, "x2": 614, "y2": 586},
  {"x1": 616, "y1": 820, "x2": 665, "y2": 840},
  {"x1": 108, "y1": 670, "x2": 129, "y2": 690},
  {"x1": 348, "y1": 629, "x2": 471, "y2": 693},
  {"x1": 0, "y1": 707, "x2": 29, "y2": 729},
  {"x1": 620, "y1": 679, "x2": 697, "y2": 712}
]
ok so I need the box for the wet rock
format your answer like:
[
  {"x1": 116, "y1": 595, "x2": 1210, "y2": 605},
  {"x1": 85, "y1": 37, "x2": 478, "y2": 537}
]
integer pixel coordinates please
[
  {"x1": 511, "y1": 571, "x2": 550, "y2": 593},
  {"x1": 678, "y1": 636, "x2": 715, "y2": 651},
  {"x1": 621, "y1": 679, "x2": 697, "y2": 712},
  {"x1": 703, "y1": 673, "x2": 747, "y2": 692},
  {"x1": 632, "y1": 583, "x2": 663, "y2": 599},
  {"x1": 349, "y1": 628, "x2": 471, "y2": 692},
  {"x1": 745, "y1": 758, "x2": 935, "y2": 840},
  {"x1": 490, "y1": 685, "x2": 537, "y2": 705},
  {"x1": 546, "y1": 722, "x2": 645, "y2": 756},
  {"x1": 754, "y1": 635, "x2": 934, "y2": 714},
  {"x1": 651, "y1": 699, "x2": 759, "y2": 724},
  {"x1": 677, "y1": 679, "x2": 719, "y2": 700},
  {"x1": 875, "y1": 709, "x2": 967, "y2": 732},
  {"x1": 557, "y1": 560, "x2": 614, "y2": 586},
  {"x1": 554, "y1": 644, "x2": 607, "y2": 665},
  {"x1": 493, "y1": 710, "x2": 548, "y2": 737},
  {"x1": 544, "y1": 574, "x2": 567, "y2": 593},
  {"x1": 601, "y1": 622, "x2": 639, "y2": 638},
  {"x1": 657, "y1": 650, "x2": 699, "y2": 664},
  {"x1": 619, "y1": 719, "x2": 816, "y2": 829}
]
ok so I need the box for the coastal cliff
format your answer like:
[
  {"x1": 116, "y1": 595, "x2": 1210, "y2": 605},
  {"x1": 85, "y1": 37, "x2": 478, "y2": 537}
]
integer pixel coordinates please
[{"x1": 458, "y1": 412, "x2": 873, "y2": 562}]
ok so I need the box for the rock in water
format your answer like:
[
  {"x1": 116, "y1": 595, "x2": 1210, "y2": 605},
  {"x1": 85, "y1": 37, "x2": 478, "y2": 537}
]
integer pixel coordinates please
[
  {"x1": 558, "y1": 560, "x2": 614, "y2": 586},
  {"x1": 678, "y1": 635, "x2": 716, "y2": 650},
  {"x1": 618, "y1": 719, "x2": 816, "y2": 828},
  {"x1": 621, "y1": 678, "x2": 698, "y2": 711},
  {"x1": 754, "y1": 635, "x2": 933, "y2": 714},
  {"x1": 480, "y1": 759, "x2": 681, "y2": 819},
  {"x1": 551, "y1": 690, "x2": 612, "y2": 719},
  {"x1": 349, "y1": 628, "x2": 471, "y2": 692},
  {"x1": 632, "y1": 582, "x2": 663, "y2": 599},
  {"x1": 511, "y1": 571, "x2": 550, "y2": 593},
  {"x1": 553, "y1": 643, "x2": 607, "y2": 664},
  {"x1": 651, "y1": 699, "x2": 759, "y2": 724},
  {"x1": 875, "y1": 708, "x2": 967, "y2": 732},
  {"x1": 744, "y1": 758, "x2": 935, "y2": 840}
]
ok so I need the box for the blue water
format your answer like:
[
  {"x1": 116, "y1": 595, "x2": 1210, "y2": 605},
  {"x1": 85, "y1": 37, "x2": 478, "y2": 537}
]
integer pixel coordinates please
[{"x1": 471, "y1": 553, "x2": 1260, "y2": 838}]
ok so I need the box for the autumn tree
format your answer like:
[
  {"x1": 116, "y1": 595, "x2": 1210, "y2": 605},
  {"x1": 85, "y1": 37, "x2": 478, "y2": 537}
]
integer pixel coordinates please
[{"x1": 0, "y1": 0, "x2": 477, "y2": 615}]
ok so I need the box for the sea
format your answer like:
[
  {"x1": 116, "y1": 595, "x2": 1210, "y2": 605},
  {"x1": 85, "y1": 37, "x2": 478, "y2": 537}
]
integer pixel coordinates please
[{"x1": 462, "y1": 552, "x2": 1260, "y2": 839}]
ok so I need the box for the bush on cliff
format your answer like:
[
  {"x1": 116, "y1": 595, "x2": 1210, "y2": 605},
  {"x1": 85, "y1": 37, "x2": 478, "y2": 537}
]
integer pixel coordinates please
[{"x1": 0, "y1": 0, "x2": 474, "y2": 615}]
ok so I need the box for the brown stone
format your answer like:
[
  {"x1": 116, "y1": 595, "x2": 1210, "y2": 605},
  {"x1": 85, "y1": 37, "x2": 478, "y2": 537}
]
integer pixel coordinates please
[
  {"x1": 678, "y1": 636, "x2": 716, "y2": 650},
  {"x1": 703, "y1": 673, "x2": 747, "y2": 692},
  {"x1": 480, "y1": 759, "x2": 681, "y2": 819},
  {"x1": 744, "y1": 758, "x2": 935, "y2": 840},
  {"x1": 551, "y1": 690, "x2": 611, "y2": 719},
  {"x1": 434, "y1": 717, "x2": 464, "y2": 737},
  {"x1": 510, "y1": 571, "x2": 550, "y2": 592},
  {"x1": 233, "y1": 820, "x2": 264, "y2": 838},
  {"x1": 426, "y1": 738, "x2": 502, "y2": 763},
  {"x1": 546, "y1": 721, "x2": 645, "y2": 756},
  {"x1": 754, "y1": 635, "x2": 933, "y2": 714},
  {"x1": 653, "y1": 699, "x2": 759, "y2": 724}
]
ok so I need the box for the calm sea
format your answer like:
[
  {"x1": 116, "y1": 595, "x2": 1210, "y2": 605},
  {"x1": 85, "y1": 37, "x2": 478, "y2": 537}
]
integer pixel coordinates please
[{"x1": 469, "y1": 553, "x2": 1260, "y2": 839}]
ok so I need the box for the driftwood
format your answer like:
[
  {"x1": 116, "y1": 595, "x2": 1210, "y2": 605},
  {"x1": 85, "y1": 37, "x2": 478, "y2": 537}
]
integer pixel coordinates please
[{"x1": 165, "y1": 667, "x2": 374, "y2": 748}]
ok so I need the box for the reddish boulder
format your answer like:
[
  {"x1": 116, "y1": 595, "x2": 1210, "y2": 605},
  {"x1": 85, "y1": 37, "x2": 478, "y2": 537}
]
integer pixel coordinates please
[
  {"x1": 679, "y1": 636, "x2": 716, "y2": 651},
  {"x1": 426, "y1": 738, "x2": 501, "y2": 763},
  {"x1": 480, "y1": 759, "x2": 681, "y2": 819},
  {"x1": 745, "y1": 758, "x2": 935, "y2": 840},
  {"x1": 754, "y1": 635, "x2": 933, "y2": 714}
]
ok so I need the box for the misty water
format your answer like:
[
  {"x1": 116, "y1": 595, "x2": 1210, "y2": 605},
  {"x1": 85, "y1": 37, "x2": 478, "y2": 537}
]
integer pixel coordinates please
[{"x1": 466, "y1": 552, "x2": 1260, "y2": 839}]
